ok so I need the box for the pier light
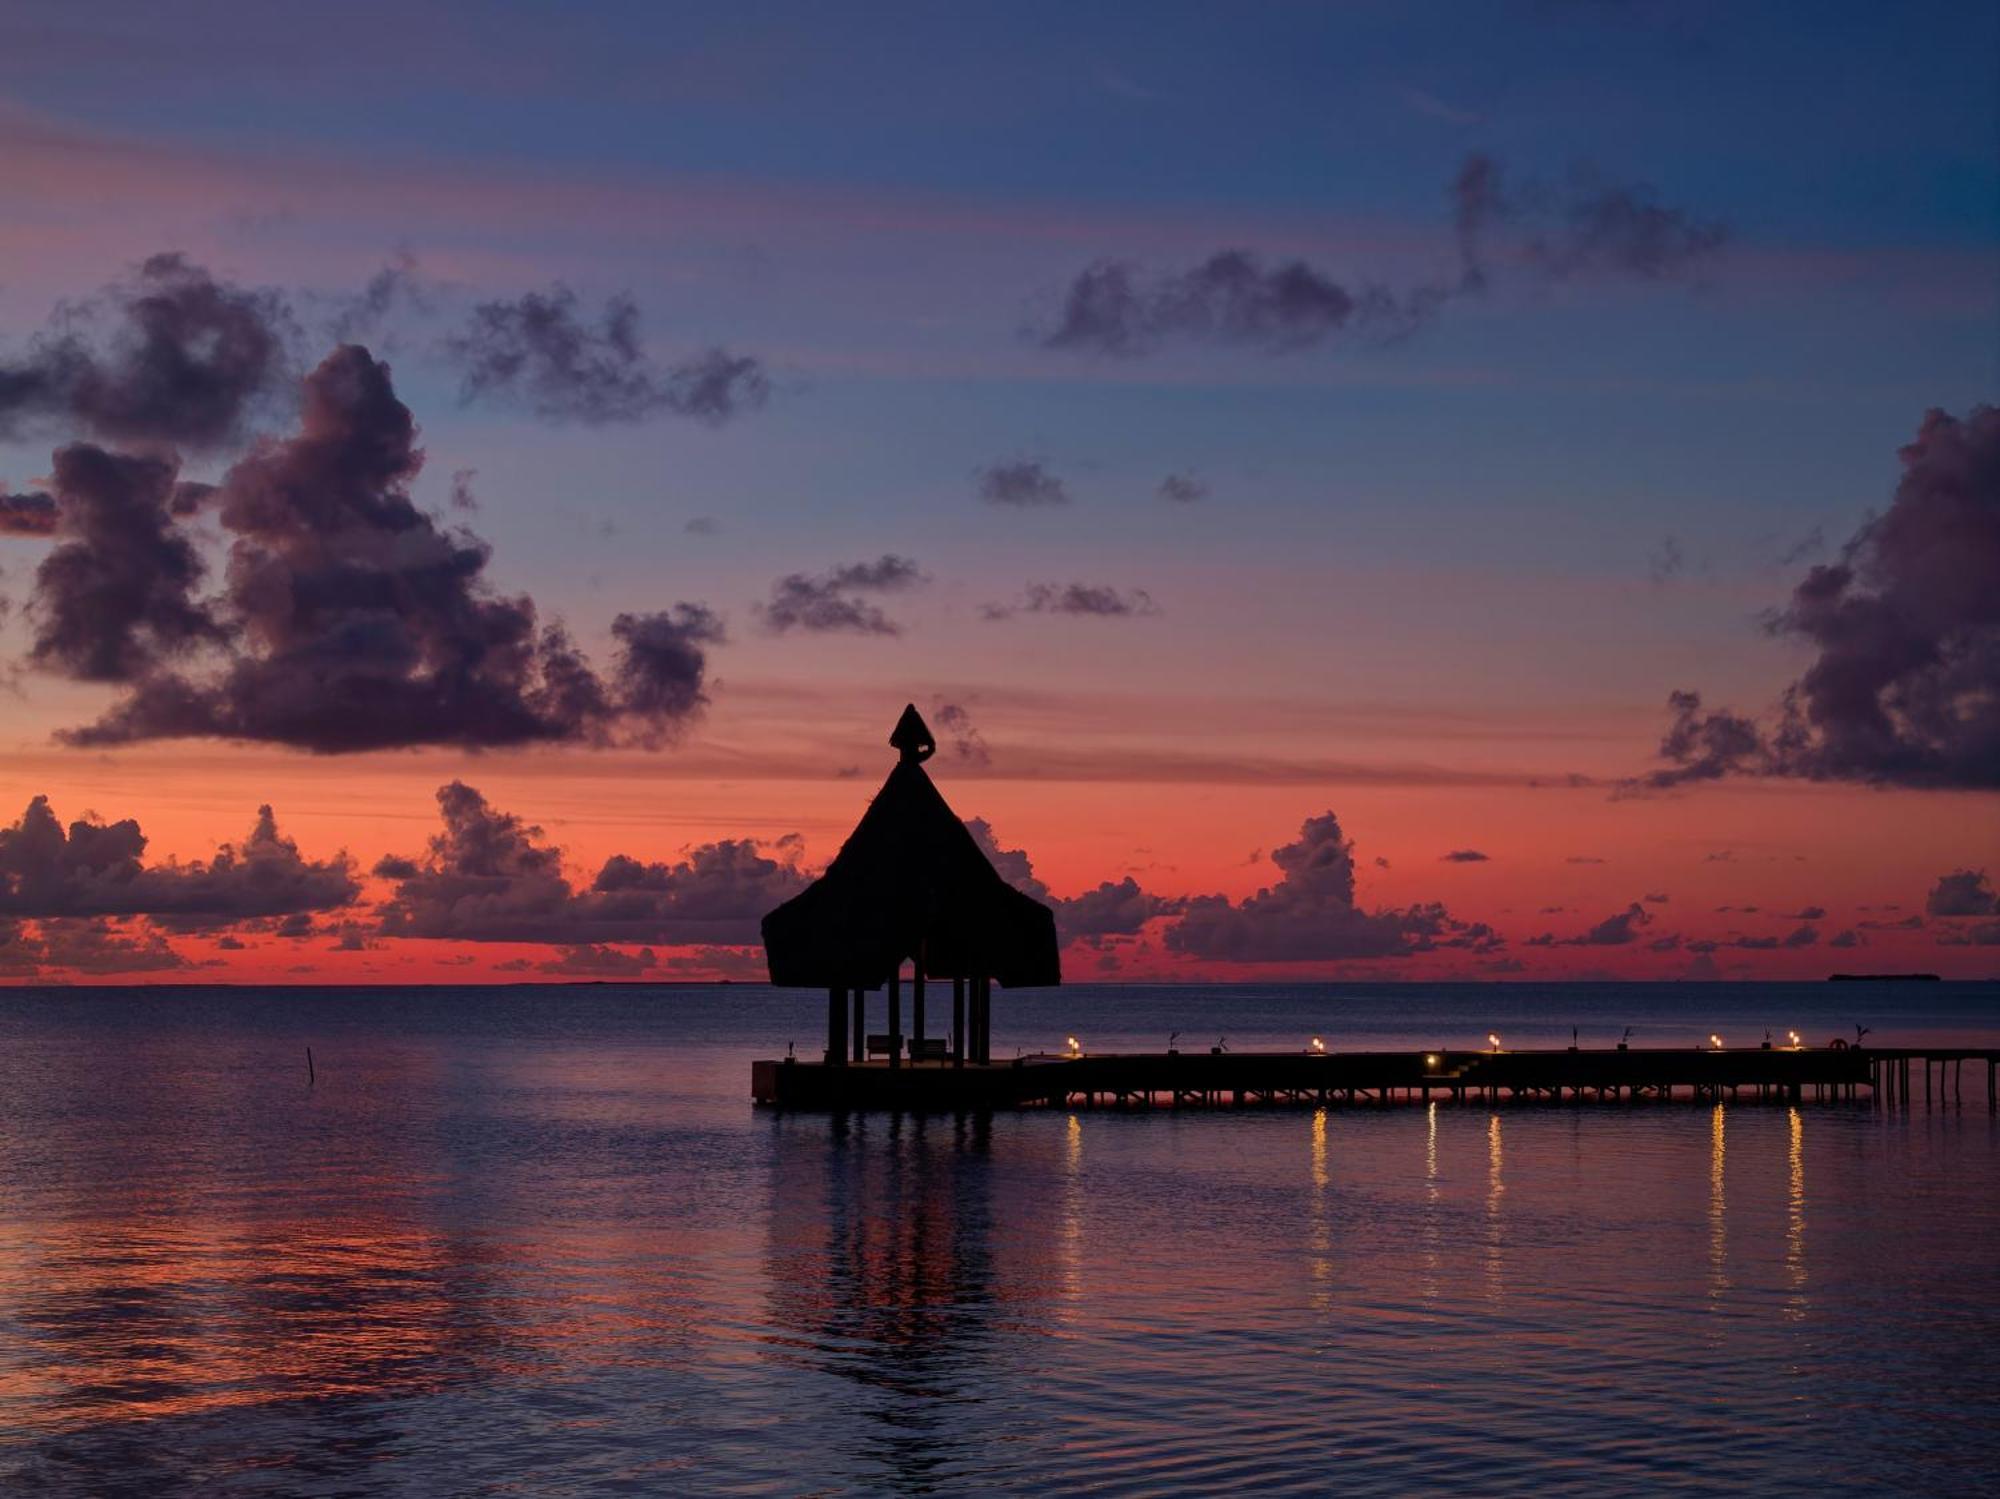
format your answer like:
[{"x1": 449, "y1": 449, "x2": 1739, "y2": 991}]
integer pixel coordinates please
[
  {"x1": 1310, "y1": 1036, "x2": 1326, "y2": 1054},
  {"x1": 1710, "y1": 1034, "x2": 1724, "y2": 1050},
  {"x1": 1788, "y1": 1030, "x2": 1802, "y2": 1048},
  {"x1": 1425, "y1": 1054, "x2": 1439, "y2": 1069},
  {"x1": 1488, "y1": 1033, "x2": 1501, "y2": 1053}
]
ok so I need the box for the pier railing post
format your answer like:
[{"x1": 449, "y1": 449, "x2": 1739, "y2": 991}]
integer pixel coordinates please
[{"x1": 853, "y1": 984, "x2": 866, "y2": 1062}]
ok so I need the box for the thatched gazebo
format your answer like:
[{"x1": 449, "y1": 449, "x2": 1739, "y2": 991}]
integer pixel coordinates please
[{"x1": 762, "y1": 705, "x2": 1060, "y2": 1067}]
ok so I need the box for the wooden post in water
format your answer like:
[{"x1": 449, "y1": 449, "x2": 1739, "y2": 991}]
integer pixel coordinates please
[
  {"x1": 913, "y1": 963, "x2": 927, "y2": 1056},
  {"x1": 827, "y1": 987, "x2": 847, "y2": 1065},
  {"x1": 888, "y1": 969, "x2": 903, "y2": 1068},
  {"x1": 853, "y1": 984, "x2": 866, "y2": 1061},
  {"x1": 952, "y1": 976, "x2": 966, "y2": 1067}
]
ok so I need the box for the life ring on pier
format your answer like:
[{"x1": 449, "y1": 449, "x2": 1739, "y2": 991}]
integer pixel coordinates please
[{"x1": 1828, "y1": 1037, "x2": 1848, "y2": 1049}]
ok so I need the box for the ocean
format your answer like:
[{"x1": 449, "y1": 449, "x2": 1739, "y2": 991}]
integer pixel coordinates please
[{"x1": 1, "y1": 981, "x2": 1995, "y2": 1495}]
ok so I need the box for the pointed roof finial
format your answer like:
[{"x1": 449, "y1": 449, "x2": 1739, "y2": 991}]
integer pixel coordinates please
[{"x1": 890, "y1": 703, "x2": 936, "y2": 763}]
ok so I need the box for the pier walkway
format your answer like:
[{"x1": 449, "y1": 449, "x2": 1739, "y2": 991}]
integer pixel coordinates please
[{"x1": 753, "y1": 1044, "x2": 2000, "y2": 1112}]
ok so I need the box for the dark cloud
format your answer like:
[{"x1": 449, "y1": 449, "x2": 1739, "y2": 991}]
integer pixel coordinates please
[
  {"x1": 1647, "y1": 535, "x2": 1686, "y2": 585},
  {"x1": 447, "y1": 467, "x2": 479, "y2": 511},
  {"x1": 374, "y1": 782, "x2": 809, "y2": 946},
  {"x1": 981, "y1": 582, "x2": 1159, "y2": 620},
  {"x1": 22, "y1": 443, "x2": 220, "y2": 682},
  {"x1": 1528, "y1": 902, "x2": 1652, "y2": 946},
  {"x1": 685, "y1": 516, "x2": 718, "y2": 536},
  {"x1": 327, "y1": 252, "x2": 429, "y2": 344},
  {"x1": 1566, "y1": 855, "x2": 1608, "y2": 864},
  {"x1": 1938, "y1": 920, "x2": 2000, "y2": 947},
  {"x1": 1039, "y1": 251, "x2": 1439, "y2": 356},
  {"x1": 610, "y1": 606, "x2": 726, "y2": 743},
  {"x1": 976, "y1": 460, "x2": 1070, "y2": 507},
  {"x1": 1054, "y1": 877, "x2": 1183, "y2": 942},
  {"x1": 1165, "y1": 811, "x2": 1495, "y2": 962},
  {"x1": 0, "y1": 253, "x2": 292, "y2": 451},
  {"x1": 445, "y1": 284, "x2": 768, "y2": 425},
  {"x1": 1441, "y1": 849, "x2": 1490, "y2": 863},
  {"x1": 0, "y1": 795, "x2": 354, "y2": 930},
  {"x1": 3, "y1": 917, "x2": 191, "y2": 975},
  {"x1": 964, "y1": 817, "x2": 1182, "y2": 945},
  {"x1": 1926, "y1": 869, "x2": 1996, "y2": 917},
  {"x1": 328, "y1": 921, "x2": 377, "y2": 952},
  {"x1": 1040, "y1": 155, "x2": 1721, "y2": 359},
  {"x1": 933, "y1": 702, "x2": 991, "y2": 766},
  {"x1": 1455, "y1": 154, "x2": 1728, "y2": 288},
  {"x1": 963, "y1": 817, "x2": 1050, "y2": 903},
  {"x1": 23, "y1": 347, "x2": 717, "y2": 751},
  {"x1": 1638, "y1": 407, "x2": 2000, "y2": 791},
  {"x1": 1781, "y1": 924, "x2": 1820, "y2": 949},
  {"x1": 759, "y1": 554, "x2": 924, "y2": 636},
  {"x1": 1643, "y1": 891, "x2": 1671, "y2": 904},
  {"x1": 1158, "y1": 473, "x2": 1209, "y2": 504},
  {"x1": 0, "y1": 490, "x2": 58, "y2": 536},
  {"x1": 1829, "y1": 928, "x2": 1862, "y2": 949},
  {"x1": 1783, "y1": 904, "x2": 1826, "y2": 920},
  {"x1": 541, "y1": 943, "x2": 657, "y2": 976}
]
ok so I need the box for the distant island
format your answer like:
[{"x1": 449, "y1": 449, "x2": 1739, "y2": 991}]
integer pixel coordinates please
[{"x1": 1828, "y1": 973, "x2": 1942, "y2": 982}]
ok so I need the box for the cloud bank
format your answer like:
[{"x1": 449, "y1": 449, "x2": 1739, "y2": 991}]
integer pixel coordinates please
[
  {"x1": 15, "y1": 346, "x2": 721, "y2": 751},
  {"x1": 375, "y1": 782, "x2": 809, "y2": 947},
  {"x1": 1639, "y1": 406, "x2": 2000, "y2": 791}
]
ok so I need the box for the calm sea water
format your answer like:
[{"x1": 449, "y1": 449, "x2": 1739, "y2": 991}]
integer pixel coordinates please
[{"x1": 1, "y1": 981, "x2": 1996, "y2": 1496}]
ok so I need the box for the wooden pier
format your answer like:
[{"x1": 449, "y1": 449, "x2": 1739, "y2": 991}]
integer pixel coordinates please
[{"x1": 753, "y1": 1044, "x2": 2000, "y2": 1112}]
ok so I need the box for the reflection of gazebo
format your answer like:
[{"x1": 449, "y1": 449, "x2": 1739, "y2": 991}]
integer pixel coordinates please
[{"x1": 762, "y1": 705, "x2": 1060, "y2": 1067}]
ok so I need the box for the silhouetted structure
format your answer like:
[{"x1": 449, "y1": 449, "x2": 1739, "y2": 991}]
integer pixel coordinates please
[{"x1": 762, "y1": 705, "x2": 1061, "y2": 1069}]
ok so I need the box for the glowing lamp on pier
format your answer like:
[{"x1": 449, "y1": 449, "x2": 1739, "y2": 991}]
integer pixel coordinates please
[
  {"x1": 1310, "y1": 1036, "x2": 1326, "y2": 1054},
  {"x1": 1425, "y1": 1054, "x2": 1439, "y2": 1069},
  {"x1": 1488, "y1": 1033, "x2": 1501, "y2": 1053},
  {"x1": 1066, "y1": 1035, "x2": 1081, "y2": 1058},
  {"x1": 1710, "y1": 1034, "x2": 1724, "y2": 1050},
  {"x1": 1788, "y1": 1030, "x2": 1802, "y2": 1048}
]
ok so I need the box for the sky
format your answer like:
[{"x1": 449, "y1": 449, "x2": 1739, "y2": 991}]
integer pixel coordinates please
[{"x1": 0, "y1": 0, "x2": 1995, "y2": 985}]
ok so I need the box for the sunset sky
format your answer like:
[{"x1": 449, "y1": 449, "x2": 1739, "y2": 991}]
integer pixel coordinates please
[{"x1": 1, "y1": 1, "x2": 1994, "y2": 983}]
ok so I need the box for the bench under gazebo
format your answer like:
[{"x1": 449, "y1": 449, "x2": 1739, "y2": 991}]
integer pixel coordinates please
[{"x1": 760, "y1": 705, "x2": 1060, "y2": 1089}]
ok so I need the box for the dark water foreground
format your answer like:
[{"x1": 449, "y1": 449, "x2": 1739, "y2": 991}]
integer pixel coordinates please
[{"x1": 1, "y1": 982, "x2": 1996, "y2": 1495}]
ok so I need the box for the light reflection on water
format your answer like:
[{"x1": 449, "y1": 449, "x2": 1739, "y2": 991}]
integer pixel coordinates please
[{"x1": 0, "y1": 983, "x2": 1996, "y2": 1495}]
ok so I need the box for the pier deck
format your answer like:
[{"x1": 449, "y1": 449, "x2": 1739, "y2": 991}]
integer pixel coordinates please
[{"x1": 753, "y1": 1045, "x2": 2000, "y2": 1111}]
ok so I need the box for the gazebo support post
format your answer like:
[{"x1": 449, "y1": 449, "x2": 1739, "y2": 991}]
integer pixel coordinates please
[
  {"x1": 852, "y1": 985, "x2": 865, "y2": 1062},
  {"x1": 974, "y1": 974, "x2": 991, "y2": 1064},
  {"x1": 952, "y1": 977, "x2": 966, "y2": 1067},
  {"x1": 826, "y1": 986, "x2": 847, "y2": 1066},
  {"x1": 888, "y1": 970, "x2": 902, "y2": 1068},
  {"x1": 913, "y1": 963, "x2": 926, "y2": 1058}
]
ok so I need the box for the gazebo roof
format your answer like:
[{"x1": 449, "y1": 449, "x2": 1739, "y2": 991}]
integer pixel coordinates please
[{"x1": 761, "y1": 706, "x2": 1061, "y2": 989}]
